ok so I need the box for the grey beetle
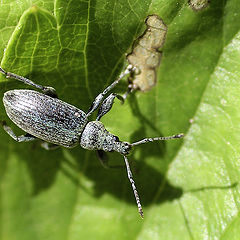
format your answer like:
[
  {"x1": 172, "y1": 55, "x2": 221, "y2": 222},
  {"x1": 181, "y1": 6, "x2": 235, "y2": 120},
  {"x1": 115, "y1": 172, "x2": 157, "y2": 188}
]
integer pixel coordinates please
[{"x1": 0, "y1": 65, "x2": 184, "y2": 218}]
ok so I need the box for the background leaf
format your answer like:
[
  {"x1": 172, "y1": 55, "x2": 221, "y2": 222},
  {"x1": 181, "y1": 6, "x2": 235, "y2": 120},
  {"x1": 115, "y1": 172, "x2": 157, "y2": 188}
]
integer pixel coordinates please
[{"x1": 0, "y1": 0, "x2": 240, "y2": 239}]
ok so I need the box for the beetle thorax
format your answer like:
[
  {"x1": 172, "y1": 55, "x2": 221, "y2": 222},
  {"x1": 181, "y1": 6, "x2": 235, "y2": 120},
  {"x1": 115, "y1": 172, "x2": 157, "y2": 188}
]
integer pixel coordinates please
[{"x1": 80, "y1": 121, "x2": 132, "y2": 155}]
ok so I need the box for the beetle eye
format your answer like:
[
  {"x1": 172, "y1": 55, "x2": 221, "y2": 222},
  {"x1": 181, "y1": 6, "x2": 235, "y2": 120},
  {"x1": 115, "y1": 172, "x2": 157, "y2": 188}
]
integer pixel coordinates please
[{"x1": 113, "y1": 135, "x2": 119, "y2": 141}]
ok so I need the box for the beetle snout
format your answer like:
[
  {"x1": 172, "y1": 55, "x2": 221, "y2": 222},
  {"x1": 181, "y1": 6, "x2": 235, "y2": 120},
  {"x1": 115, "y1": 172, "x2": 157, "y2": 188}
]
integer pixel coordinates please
[{"x1": 120, "y1": 142, "x2": 132, "y2": 155}]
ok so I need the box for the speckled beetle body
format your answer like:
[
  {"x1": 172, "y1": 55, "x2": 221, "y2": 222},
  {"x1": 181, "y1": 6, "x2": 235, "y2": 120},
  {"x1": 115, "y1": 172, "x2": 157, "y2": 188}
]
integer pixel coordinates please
[
  {"x1": 4, "y1": 89, "x2": 88, "y2": 148},
  {"x1": 0, "y1": 66, "x2": 184, "y2": 218}
]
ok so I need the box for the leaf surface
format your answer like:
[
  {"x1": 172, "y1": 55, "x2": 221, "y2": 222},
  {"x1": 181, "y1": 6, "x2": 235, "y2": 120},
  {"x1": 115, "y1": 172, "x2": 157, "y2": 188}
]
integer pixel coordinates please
[{"x1": 0, "y1": 0, "x2": 240, "y2": 239}]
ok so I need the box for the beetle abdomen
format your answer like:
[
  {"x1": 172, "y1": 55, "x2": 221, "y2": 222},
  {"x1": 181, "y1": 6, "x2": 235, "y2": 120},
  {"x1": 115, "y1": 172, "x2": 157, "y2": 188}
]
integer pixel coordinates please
[{"x1": 3, "y1": 90, "x2": 88, "y2": 147}]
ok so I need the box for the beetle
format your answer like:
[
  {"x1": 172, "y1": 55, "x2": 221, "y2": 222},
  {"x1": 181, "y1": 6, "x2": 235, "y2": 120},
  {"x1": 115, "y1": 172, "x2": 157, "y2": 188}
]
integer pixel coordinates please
[{"x1": 0, "y1": 65, "x2": 184, "y2": 218}]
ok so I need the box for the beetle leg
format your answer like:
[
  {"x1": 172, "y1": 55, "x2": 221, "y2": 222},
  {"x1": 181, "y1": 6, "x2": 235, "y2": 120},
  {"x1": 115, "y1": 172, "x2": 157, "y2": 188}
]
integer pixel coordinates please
[
  {"x1": 96, "y1": 150, "x2": 123, "y2": 169},
  {"x1": 86, "y1": 65, "x2": 135, "y2": 117},
  {"x1": 41, "y1": 142, "x2": 60, "y2": 150},
  {"x1": 1, "y1": 120, "x2": 37, "y2": 142},
  {"x1": 122, "y1": 83, "x2": 136, "y2": 101},
  {"x1": 0, "y1": 67, "x2": 58, "y2": 98},
  {"x1": 96, "y1": 150, "x2": 109, "y2": 168},
  {"x1": 96, "y1": 93, "x2": 124, "y2": 121}
]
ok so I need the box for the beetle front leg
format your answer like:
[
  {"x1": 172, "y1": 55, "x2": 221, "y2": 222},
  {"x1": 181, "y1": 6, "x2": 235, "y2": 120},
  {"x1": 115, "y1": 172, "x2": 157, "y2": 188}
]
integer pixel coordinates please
[
  {"x1": 96, "y1": 93, "x2": 124, "y2": 121},
  {"x1": 0, "y1": 67, "x2": 58, "y2": 98},
  {"x1": 122, "y1": 83, "x2": 135, "y2": 101},
  {"x1": 1, "y1": 121, "x2": 36, "y2": 142},
  {"x1": 86, "y1": 65, "x2": 134, "y2": 117}
]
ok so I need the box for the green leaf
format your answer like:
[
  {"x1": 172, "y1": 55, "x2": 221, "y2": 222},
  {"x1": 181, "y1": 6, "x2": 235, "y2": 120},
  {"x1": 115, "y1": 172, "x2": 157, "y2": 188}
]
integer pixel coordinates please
[{"x1": 0, "y1": 0, "x2": 240, "y2": 239}]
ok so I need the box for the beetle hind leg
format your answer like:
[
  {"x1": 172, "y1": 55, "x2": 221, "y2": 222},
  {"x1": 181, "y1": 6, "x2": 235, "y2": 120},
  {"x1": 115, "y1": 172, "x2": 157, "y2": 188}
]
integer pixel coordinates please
[{"x1": 1, "y1": 120, "x2": 37, "y2": 142}]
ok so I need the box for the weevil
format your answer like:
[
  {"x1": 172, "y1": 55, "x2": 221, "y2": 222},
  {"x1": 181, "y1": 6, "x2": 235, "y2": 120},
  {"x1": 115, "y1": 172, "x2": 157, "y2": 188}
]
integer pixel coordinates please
[{"x1": 0, "y1": 65, "x2": 184, "y2": 218}]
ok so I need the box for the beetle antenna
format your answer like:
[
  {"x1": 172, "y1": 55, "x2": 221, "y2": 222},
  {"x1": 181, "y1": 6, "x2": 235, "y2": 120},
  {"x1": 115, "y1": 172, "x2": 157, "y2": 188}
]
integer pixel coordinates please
[
  {"x1": 123, "y1": 155, "x2": 144, "y2": 218},
  {"x1": 131, "y1": 133, "x2": 184, "y2": 146}
]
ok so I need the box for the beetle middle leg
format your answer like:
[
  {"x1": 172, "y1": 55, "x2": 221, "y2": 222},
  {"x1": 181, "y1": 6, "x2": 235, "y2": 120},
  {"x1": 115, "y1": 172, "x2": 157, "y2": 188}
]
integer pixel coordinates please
[
  {"x1": 0, "y1": 67, "x2": 58, "y2": 98},
  {"x1": 41, "y1": 142, "x2": 60, "y2": 150},
  {"x1": 1, "y1": 120, "x2": 36, "y2": 142}
]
